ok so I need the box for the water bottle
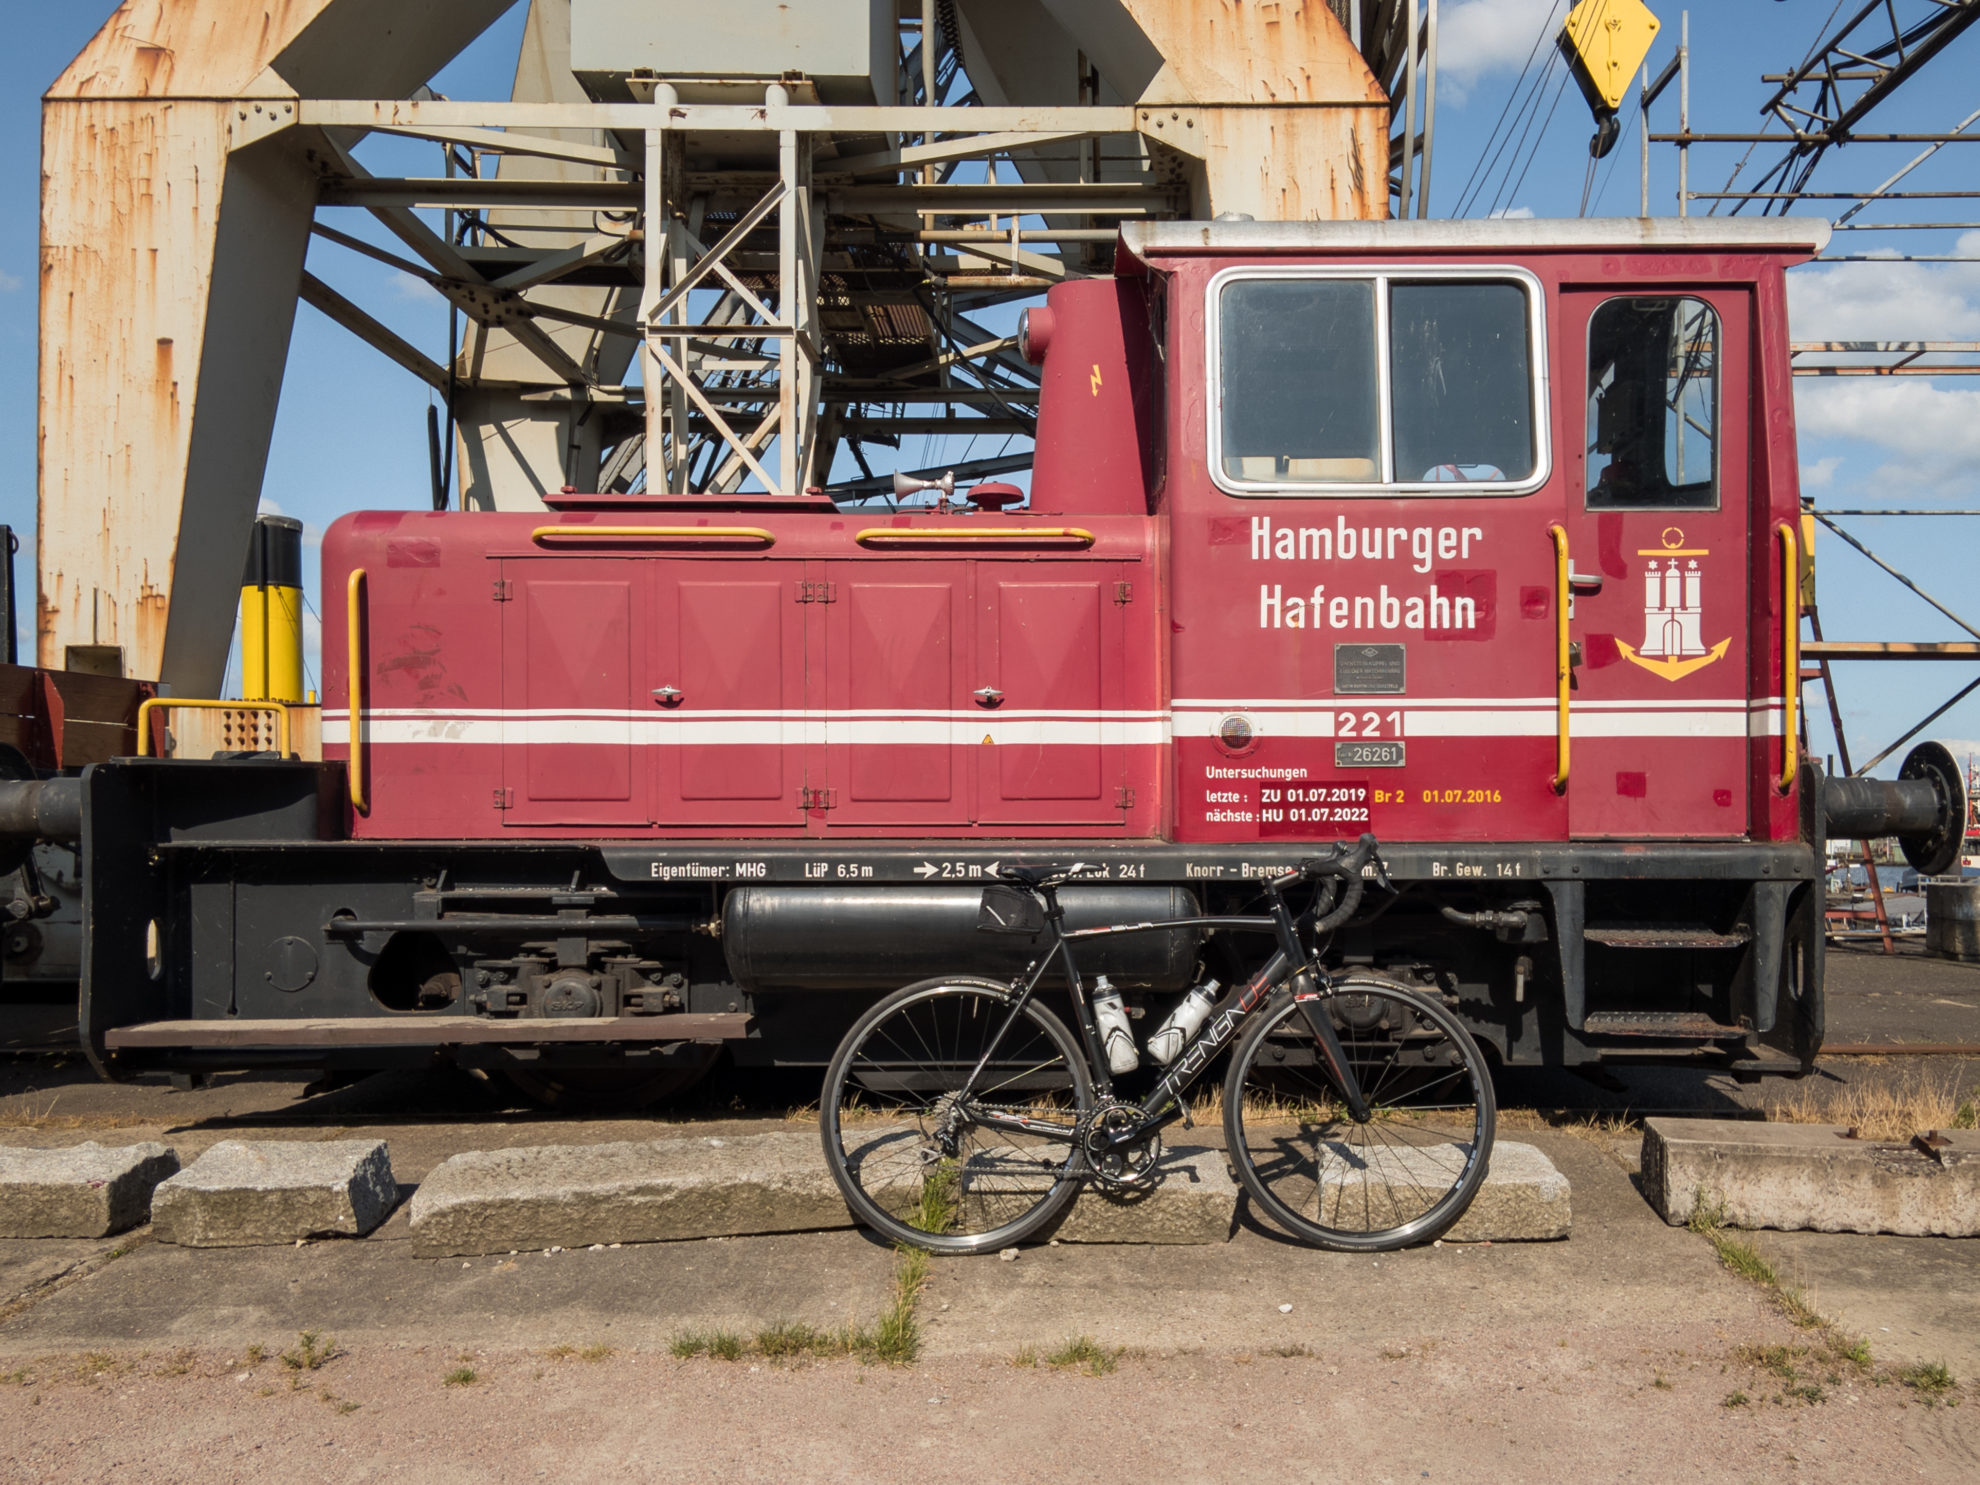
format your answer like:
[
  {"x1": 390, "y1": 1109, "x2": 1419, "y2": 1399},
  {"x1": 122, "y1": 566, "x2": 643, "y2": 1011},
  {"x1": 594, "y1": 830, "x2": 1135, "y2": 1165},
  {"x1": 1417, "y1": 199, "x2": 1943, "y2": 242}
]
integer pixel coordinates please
[
  {"x1": 1089, "y1": 976, "x2": 1139, "y2": 1075},
  {"x1": 1145, "y1": 979, "x2": 1221, "y2": 1067}
]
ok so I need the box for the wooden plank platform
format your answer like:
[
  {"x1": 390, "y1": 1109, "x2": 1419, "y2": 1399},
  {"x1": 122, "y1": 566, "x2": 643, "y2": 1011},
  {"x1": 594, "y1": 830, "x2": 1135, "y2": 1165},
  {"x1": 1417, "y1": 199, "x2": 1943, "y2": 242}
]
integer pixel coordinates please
[{"x1": 103, "y1": 1014, "x2": 753, "y2": 1050}]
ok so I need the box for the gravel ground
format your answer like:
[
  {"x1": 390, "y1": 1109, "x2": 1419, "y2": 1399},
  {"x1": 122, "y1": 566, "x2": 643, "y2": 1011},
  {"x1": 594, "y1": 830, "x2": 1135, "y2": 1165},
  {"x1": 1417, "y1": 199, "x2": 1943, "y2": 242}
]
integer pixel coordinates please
[{"x1": 0, "y1": 1327, "x2": 1972, "y2": 1485}]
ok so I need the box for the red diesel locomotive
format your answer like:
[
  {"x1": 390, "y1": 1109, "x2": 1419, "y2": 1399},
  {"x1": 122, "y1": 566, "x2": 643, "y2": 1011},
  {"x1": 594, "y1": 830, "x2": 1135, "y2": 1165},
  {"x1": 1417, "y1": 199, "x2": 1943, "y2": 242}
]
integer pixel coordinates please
[{"x1": 39, "y1": 218, "x2": 1966, "y2": 1098}]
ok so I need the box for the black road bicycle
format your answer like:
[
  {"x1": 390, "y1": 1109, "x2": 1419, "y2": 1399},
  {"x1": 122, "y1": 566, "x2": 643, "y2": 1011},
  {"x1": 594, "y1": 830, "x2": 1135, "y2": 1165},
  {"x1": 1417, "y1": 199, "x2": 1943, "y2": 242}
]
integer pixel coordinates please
[{"x1": 819, "y1": 834, "x2": 1497, "y2": 1254}]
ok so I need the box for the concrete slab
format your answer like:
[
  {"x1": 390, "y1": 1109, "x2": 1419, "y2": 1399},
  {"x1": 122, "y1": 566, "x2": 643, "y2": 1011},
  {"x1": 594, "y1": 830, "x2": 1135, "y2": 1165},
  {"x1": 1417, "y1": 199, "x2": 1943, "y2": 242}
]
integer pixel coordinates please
[
  {"x1": 1746, "y1": 1227, "x2": 1980, "y2": 1376},
  {"x1": 151, "y1": 1139, "x2": 397, "y2": 1247},
  {"x1": 0, "y1": 1237, "x2": 114, "y2": 1311},
  {"x1": 1642, "y1": 1117, "x2": 1980, "y2": 1235},
  {"x1": 1058, "y1": 1139, "x2": 1566, "y2": 1244},
  {"x1": 0, "y1": 1229, "x2": 899, "y2": 1353},
  {"x1": 0, "y1": 1141, "x2": 178, "y2": 1237},
  {"x1": 1451, "y1": 1140, "x2": 1572, "y2": 1241},
  {"x1": 409, "y1": 1133, "x2": 854, "y2": 1257},
  {"x1": 411, "y1": 1129, "x2": 1566, "y2": 1256},
  {"x1": 0, "y1": 1134, "x2": 1738, "y2": 1367},
  {"x1": 1053, "y1": 1146, "x2": 1236, "y2": 1244}
]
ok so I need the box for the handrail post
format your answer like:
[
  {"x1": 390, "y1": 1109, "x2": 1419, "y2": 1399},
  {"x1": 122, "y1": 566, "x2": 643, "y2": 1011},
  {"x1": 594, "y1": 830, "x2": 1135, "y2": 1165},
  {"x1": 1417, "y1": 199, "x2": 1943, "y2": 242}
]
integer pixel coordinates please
[
  {"x1": 1778, "y1": 523, "x2": 1800, "y2": 792},
  {"x1": 1549, "y1": 525, "x2": 1571, "y2": 794},
  {"x1": 348, "y1": 567, "x2": 368, "y2": 815},
  {"x1": 136, "y1": 698, "x2": 291, "y2": 758}
]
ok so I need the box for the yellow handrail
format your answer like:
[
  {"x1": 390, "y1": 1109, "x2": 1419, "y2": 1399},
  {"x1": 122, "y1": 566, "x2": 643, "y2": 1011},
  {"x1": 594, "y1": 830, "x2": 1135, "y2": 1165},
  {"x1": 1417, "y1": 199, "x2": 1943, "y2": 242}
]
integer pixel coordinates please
[
  {"x1": 348, "y1": 567, "x2": 368, "y2": 815},
  {"x1": 854, "y1": 527, "x2": 1096, "y2": 546},
  {"x1": 136, "y1": 698, "x2": 292, "y2": 759},
  {"x1": 1549, "y1": 524, "x2": 1571, "y2": 794},
  {"x1": 1778, "y1": 522, "x2": 1799, "y2": 792},
  {"x1": 530, "y1": 526, "x2": 775, "y2": 545}
]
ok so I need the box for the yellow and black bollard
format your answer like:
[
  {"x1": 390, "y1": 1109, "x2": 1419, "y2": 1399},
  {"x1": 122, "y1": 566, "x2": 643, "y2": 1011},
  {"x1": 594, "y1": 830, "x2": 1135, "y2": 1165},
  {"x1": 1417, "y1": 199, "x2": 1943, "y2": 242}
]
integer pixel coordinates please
[{"x1": 240, "y1": 514, "x2": 305, "y2": 703}]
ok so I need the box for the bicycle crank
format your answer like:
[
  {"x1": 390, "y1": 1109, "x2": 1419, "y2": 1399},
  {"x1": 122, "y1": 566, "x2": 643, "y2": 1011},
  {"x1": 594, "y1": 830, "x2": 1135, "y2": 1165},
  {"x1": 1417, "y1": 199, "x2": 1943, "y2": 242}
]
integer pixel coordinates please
[{"x1": 1082, "y1": 1100, "x2": 1163, "y2": 1190}]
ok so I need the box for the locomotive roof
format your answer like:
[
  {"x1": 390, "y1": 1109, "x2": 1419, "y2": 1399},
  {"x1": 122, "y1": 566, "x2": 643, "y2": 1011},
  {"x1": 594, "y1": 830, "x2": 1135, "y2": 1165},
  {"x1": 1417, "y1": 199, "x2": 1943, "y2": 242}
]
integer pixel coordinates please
[{"x1": 1119, "y1": 216, "x2": 1831, "y2": 262}]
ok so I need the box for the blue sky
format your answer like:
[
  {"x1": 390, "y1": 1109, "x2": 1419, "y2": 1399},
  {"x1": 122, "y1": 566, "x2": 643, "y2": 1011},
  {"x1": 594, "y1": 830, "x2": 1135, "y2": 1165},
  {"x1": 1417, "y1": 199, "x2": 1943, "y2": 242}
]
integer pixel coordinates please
[{"x1": 2, "y1": 1, "x2": 1977, "y2": 776}]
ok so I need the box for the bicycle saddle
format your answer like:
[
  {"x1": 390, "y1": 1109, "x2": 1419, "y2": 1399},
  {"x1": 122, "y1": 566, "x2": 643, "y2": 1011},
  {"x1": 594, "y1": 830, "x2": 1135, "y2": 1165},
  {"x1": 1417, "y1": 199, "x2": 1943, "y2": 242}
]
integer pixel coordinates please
[
  {"x1": 993, "y1": 864, "x2": 1059, "y2": 886},
  {"x1": 994, "y1": 862, "x2": 1101, "y2": 887}
]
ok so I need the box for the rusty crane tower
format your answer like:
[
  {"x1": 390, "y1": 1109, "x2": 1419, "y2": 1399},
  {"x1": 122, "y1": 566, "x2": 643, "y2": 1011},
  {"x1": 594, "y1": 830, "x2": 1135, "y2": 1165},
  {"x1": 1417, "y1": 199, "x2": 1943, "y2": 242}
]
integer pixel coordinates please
[{"x1": 38, "y1": 0, "x2": 1438, "y2": 699}]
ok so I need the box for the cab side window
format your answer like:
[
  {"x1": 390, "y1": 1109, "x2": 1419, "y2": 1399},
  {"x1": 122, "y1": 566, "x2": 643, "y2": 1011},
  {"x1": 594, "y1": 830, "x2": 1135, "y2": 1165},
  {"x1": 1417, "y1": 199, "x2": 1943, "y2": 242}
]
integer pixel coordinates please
[
  {"x1": 1586, "y1": 295, "x2": 1719, "y2": 510},
  {"x1": 1215, "y1": 273, "x2": 1540, "y2": 490},
  {"x1": 1219, "y1": 278, "x2": 1381, "y2": 482}
]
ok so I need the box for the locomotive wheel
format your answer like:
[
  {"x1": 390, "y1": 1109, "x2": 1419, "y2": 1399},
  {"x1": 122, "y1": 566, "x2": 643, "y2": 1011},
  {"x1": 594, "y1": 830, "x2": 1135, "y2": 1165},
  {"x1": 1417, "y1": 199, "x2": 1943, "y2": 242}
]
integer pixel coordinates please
[{"x1": 498, "y1": 1046, "x2": 722, "y2": 1110}]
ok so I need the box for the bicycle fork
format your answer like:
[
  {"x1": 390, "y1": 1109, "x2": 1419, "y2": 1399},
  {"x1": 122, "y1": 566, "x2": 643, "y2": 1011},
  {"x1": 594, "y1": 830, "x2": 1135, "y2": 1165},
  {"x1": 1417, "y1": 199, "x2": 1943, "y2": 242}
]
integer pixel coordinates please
[{"x1": 1291, "y1": 971, "x2": 1374, "y2": 1124}]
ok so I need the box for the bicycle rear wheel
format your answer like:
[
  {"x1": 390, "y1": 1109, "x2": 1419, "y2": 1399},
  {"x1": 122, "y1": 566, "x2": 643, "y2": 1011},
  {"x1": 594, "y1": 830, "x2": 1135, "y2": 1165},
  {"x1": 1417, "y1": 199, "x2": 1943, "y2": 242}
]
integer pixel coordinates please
[
  {"x1": 1223, "y1": 972, "x2": 1495, "y2": 1251},
  {"x1": 821, "y1": 976, "x2": 1093, "y2": 1254}
]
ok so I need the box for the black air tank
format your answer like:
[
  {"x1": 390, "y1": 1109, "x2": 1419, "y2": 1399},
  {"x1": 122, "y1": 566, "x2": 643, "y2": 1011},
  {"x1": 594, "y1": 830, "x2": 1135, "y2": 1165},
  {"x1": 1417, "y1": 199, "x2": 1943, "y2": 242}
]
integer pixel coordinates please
[{"x1": 722, "y1": 886, "x2": 1203, "y2": 991}]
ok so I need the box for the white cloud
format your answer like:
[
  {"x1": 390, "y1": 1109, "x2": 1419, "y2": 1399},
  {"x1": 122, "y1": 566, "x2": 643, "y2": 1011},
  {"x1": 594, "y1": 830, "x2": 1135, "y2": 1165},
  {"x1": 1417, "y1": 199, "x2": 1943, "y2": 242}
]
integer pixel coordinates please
[
  {"x1": 1795, "y1": 379, "x2": 1980, "y2": 498},
  {"x1": 391, "y1": 270, "x2": 438, "y2": 303},
  {"x1": 1786, "y1": 233, "x2": 1980, "y2": 341},
  {"x1": 1801, "y1": 455, "x2": 1842, "y2": 489},
  {"x1": 0, "y1": 269, "x2": 20, "y2": 293},
  {"x1": 1788, "y1": 234, "x2": 1980, "y2": 498},
  {"x1": 1488, "y1": 205, "x2": 1536, "y2": 219},
  {"x1": 1437, "y1": 0, "x2": 1568, "y2": 102}
]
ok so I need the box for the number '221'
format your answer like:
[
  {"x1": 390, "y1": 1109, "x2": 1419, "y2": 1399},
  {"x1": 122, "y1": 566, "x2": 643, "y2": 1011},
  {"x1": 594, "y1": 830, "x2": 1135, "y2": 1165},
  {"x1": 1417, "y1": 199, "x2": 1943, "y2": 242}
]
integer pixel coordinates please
[{"x1": 1337, "y1": 711, "x2": 1403, "y2": 738}]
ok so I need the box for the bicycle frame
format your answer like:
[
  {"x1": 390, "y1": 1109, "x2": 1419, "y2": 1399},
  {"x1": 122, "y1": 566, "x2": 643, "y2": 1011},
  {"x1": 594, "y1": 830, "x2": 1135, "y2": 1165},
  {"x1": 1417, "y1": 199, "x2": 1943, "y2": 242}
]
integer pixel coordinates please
[{"x1": 960, "y1": 879, "x2": 1372, "y2": 1162}]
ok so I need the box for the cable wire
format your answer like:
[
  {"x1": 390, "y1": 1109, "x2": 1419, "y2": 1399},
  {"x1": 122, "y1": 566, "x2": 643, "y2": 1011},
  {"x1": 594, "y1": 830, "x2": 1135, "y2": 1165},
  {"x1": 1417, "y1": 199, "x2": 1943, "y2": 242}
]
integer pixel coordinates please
[{"x1": 1451, "y1": 0, "x2": 1566, "y2": 218}]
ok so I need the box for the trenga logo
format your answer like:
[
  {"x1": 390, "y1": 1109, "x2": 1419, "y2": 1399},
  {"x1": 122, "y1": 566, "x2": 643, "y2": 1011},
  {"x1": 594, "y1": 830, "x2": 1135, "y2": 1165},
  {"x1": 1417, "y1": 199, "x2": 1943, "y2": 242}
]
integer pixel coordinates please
[
  {"x1": 1166, "y1": 970, "x2": 1273, "y2": 1080},
  {"x1": 1617, "y1": 527, "x2": 1731, "y2": 682}
]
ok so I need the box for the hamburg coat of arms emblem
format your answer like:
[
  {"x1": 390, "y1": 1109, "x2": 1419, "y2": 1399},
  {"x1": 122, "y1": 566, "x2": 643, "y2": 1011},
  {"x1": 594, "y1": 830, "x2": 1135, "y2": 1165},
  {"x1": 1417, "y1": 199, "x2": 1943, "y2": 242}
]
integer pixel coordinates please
[{"x1": 1615, "y1": 527, "x2": 1731, "y2": 682}]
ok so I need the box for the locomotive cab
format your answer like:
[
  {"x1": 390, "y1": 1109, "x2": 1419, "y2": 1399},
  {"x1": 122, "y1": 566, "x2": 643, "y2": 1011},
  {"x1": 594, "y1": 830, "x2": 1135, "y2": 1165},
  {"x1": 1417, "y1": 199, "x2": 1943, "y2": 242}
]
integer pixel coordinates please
[{"x1": 1110, "y1": 217, "x2": 1945, "y2": 1070}]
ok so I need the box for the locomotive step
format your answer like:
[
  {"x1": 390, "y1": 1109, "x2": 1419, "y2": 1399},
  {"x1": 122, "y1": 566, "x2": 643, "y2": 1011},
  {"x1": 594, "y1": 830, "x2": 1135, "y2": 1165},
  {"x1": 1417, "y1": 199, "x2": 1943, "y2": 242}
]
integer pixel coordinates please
[
  {"x1": 1582, "y1": 926, "x2": 1754, "y2": 950},
  {"x1": 101, "y1": 1014, "x2": 754, "y2": 1050},
  {"x1": 1581, "y1": 1011, "x2": 1745, "y2": 1039}
]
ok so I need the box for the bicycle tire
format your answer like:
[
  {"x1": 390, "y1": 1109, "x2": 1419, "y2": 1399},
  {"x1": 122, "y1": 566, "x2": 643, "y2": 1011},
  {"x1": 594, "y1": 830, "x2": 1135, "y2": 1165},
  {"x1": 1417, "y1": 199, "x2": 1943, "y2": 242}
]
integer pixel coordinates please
[
  {"x1": 1223, "y1": 972, "x2": 1496, "y2": 1252},
  {"x1": 821, "y1": 976, "x2": 1094, "y2": 1254}
]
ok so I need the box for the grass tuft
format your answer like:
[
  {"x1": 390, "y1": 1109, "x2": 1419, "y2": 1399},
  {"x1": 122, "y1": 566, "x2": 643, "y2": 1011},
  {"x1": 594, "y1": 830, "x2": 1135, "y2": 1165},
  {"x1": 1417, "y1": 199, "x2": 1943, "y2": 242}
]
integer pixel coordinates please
[
  {"x1": 909, "y1": 1164, "x2": 961, "y2": 1237},
  {"x1": 1692, "y1": 1202, "x2": 1877, "y2": 1364},
  {"x1": 1722, "y1": 1390, "x2": 1749, "y2": 1408},
  {"x1": 671, "y1": 1238, "x2": 931, "y2": 1369},
  {"x1": 281, "y1": 1330, "x2": 340, "y2": 1373},
  {"x1": 1825, "y1": 1332, "x2": 1873, "y2": 1369},
  {"x1": 443, "y1": 1365, "x2": 478, "y2": 1388},
  {"x1": 154, "y1": 1348, "x2": 198, "y2": 1378},
  {"x1": 1766, "y1": 1067, "x2": 1973, "y2": 1142},
  {"x1": 755, "y1": 1322, "x2": 843, "y2": 1361},
  {"x1": 669, "y1": 1329, "x2": 746, "y2": 1362},
  {"x1": 545, "y1": 1342, "x2": 616, "y2": 1363},
  {"x1": 1013, "y1": 1345, "x2": 1038, "y2": 1368},
  {"x1": 1044, "y1": 1336, "x2": 1121, "y2": 1376},
  {"x1": 1899, "y1": 1361, "x2": 1957, "y2": 1402}
]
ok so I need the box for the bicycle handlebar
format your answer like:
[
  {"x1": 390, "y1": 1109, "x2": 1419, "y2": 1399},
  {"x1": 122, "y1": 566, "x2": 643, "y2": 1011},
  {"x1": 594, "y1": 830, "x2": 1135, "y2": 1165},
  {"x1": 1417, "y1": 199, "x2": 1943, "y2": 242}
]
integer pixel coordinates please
[{"x1": 1265, "y1": 833, "x2": 1388, "y2": 934}]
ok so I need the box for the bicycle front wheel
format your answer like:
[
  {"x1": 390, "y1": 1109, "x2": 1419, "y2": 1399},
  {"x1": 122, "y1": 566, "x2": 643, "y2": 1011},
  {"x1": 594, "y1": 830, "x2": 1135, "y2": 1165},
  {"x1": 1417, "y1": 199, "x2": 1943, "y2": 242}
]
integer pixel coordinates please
[
  {"x1": 1224, "y1": 972, "x2": 1496, "y2": 1252},
  {"x1": 821, "y1": 976, "x2": 1094, "y2": 1254}
]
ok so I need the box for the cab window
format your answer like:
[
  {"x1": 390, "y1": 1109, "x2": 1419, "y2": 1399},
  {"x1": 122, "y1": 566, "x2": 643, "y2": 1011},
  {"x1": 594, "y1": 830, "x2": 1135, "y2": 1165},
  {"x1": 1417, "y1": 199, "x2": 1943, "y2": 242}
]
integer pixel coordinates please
[
  {"x1": 1586, "y1": 296, "x2": 1719, "y2": 510},
  {"x1": 1213, "y1": 272, "x2": 1541, "y2": 493}
]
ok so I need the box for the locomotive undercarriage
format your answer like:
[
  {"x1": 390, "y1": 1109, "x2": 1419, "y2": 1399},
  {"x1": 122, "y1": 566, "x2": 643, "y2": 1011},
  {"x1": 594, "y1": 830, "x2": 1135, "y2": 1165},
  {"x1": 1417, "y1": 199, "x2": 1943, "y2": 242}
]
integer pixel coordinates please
[{"x1": 76, "y1": 757, "x2": 1826, "y2": 1091}]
